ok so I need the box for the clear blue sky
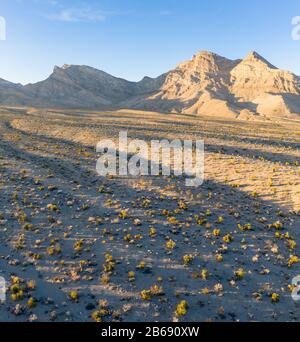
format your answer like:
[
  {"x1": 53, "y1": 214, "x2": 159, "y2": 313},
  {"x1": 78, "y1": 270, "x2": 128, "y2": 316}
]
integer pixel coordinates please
[{"x1": 0, "y1": 0, "x2": 299, "y2": 85}]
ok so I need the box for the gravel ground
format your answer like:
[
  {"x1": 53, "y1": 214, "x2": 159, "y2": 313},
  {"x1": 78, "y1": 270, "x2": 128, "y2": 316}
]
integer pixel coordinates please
[{"x1": 0, "y1": 107, "x2": 300, "y2": 322}]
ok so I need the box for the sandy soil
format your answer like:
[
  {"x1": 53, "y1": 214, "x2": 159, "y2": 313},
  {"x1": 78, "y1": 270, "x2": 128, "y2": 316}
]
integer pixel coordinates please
[{"x1": 0, "y1": 107, "x2": 300, "y2": 322}]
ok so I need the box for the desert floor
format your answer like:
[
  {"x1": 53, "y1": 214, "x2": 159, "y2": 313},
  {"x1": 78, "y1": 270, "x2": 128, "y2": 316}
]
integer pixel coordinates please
[{"x1": 0, "y1": 107, "x2": 300, "y2": 322}]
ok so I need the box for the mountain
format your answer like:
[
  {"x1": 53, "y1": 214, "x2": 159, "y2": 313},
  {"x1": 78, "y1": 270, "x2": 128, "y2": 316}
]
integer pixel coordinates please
[
  {"x1": 123, "y1": 51, "x2": 300, "y2": 118},
  {"x1": 0, "y1": 65, "x2": 166, "y2": 109},
  {"x1": 121, "y1": 51, "x2": 242, "y2": 116},
  {"x1": 230, "y1": 52, "x2": 300, "y2": 117},
  {"x1": 0, "y1": 78, "x2": 29, "y2": 105},
  {"x1": 0, "y1": 51, "x2": 300, "y2": 119},
  {"x1": 23, "y1": 65, "x2": 166, "y2": 109}
]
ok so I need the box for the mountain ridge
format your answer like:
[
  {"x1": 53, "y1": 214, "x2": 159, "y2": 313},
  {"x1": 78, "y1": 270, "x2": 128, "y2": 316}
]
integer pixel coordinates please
[{"x1": 1, "y1": 50, "x2": 300, "y2": 119}]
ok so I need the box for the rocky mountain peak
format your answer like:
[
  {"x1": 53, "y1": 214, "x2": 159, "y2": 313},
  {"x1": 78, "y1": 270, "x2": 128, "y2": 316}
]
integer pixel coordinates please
[{"x1": 243, "y1": 51, "x2": 276, "y2": 69}]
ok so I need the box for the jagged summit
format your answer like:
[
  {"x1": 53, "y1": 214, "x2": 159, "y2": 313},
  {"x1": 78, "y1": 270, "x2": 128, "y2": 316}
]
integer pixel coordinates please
[
  {"x1": 246, "y1": 51, "x2": 266, "y2": 60},
  {"x1": 0, "y1": 50, "x2": 300, "y2": 119},
  {"x1": 193, "y1": 50, "x2": 220, "y2": 59},
  {"x1": 243, "y1": 51, "x2": 276, "y2": 69},
  {"x1": 180, "y1": 50, "x2": 237, "y2": 67}
]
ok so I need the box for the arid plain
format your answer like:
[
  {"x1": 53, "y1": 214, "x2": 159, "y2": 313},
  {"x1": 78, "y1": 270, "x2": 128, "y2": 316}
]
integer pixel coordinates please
[{"x1": 0, "y1": 106, "x2": 300, "y2": 322}]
